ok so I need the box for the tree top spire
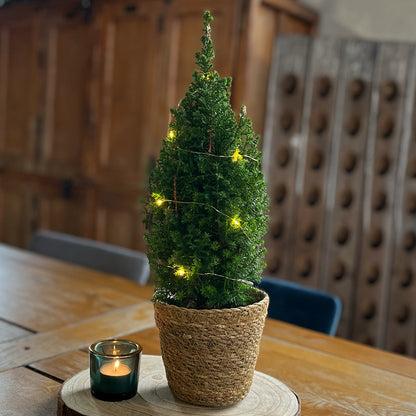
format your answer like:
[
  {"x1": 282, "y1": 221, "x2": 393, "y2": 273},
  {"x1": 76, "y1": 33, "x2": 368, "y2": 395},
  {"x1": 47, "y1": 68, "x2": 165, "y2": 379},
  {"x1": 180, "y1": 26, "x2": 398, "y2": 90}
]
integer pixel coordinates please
[{"x1": 196, "y1": 10, "x2": 215, "y2": 73}]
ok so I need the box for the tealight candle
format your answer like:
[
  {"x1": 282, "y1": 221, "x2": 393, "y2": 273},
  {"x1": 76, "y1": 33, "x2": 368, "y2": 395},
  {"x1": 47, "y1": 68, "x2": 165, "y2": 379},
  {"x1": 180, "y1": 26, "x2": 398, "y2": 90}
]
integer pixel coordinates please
[
  {"x1": 100, "y1": 360, "x2": 131, "y2": 376},
  {"x1": 89, "y1": 339, "x2": 142, "y2": 401}
]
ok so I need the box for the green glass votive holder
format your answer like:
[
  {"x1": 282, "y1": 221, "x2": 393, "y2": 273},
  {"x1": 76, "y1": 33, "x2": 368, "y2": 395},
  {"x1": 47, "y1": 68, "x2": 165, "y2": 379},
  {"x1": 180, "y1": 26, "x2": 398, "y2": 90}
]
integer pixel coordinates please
[{"x1": 89, "y1": 339, "x2": 142, "y2": 401}]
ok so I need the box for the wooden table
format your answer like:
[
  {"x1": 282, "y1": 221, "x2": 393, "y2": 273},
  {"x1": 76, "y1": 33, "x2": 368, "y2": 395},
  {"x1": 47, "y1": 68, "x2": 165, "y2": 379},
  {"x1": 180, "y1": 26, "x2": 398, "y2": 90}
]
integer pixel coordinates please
[{"x1": 0, "y1": 243, "x2": 415, "y2": 415}]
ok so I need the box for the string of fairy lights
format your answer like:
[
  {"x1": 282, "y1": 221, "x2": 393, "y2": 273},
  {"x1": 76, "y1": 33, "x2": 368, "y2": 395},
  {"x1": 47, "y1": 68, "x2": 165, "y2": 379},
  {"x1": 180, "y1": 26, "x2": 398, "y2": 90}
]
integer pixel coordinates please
[{"x1": 152, "y1": 129, "x2": 259, "y2": 282}]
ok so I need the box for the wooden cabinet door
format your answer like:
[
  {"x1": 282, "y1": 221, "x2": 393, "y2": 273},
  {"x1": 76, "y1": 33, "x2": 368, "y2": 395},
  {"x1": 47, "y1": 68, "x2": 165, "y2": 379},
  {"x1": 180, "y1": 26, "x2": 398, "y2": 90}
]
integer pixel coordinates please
[
  {"x1": 89, "y1": 0, "x2": 165, "y2": 189},
  {"x1": 0, "y1": 5, "x2": 40, "y2": 171},
  {"x1": 93, "y1": 189, "x2": 147, "y2": 251},
  {"x1": 0, "y1": 178, "x2": 32, "y2": 247},
  {"x1": 0, "y1": 2, "x2": 91, "y2": 245},
  {"x1": 37, "y1": 1, "x2": 92, "y2": 179},
  {"x1": 36, "y1": 181, "x2": 88, "y2": 238},
  {"x1": 30, "y1": 2, "x2": 92, "y2": 240}
]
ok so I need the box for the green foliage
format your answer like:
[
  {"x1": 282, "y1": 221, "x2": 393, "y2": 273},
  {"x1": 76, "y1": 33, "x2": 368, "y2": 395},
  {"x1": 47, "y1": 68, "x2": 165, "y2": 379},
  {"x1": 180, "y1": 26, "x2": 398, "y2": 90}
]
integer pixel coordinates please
[{"x1": 144, "y1": 11, "x2": 268, "y2": 309}]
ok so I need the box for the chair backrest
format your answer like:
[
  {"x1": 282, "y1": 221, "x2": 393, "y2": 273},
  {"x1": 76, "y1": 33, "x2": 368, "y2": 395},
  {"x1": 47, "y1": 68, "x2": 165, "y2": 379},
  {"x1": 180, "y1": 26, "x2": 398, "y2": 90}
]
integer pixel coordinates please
[
  {"x1": 258, "y1": 276, "x2": 342, "y2": 336},
  {"x1": 28, "y1": 230, "x2": 150, "y2": 285}
]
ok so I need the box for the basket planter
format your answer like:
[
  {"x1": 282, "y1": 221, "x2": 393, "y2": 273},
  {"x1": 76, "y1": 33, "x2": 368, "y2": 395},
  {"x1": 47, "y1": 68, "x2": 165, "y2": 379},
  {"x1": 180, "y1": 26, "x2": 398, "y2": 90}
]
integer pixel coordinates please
[{"x1": 154, "y1": 290, "x2": 269, "y2": 407}]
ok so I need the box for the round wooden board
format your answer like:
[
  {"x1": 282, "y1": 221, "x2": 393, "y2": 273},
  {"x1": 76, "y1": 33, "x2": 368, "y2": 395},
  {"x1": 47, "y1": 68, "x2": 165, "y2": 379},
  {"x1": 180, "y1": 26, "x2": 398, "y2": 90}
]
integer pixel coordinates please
[{"x1": 58, "y1": 355, "x2": 300, "y2": 416}]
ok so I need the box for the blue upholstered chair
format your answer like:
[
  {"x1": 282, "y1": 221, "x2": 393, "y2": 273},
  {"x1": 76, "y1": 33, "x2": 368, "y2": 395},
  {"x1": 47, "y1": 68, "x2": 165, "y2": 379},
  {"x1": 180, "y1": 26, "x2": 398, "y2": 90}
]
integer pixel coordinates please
[
  {"x1": 28, "y1": 230, "x2": 150, "y2": 285},
  {"x1": 258, "y1": 276, "x2": 342, "y2": 336}
]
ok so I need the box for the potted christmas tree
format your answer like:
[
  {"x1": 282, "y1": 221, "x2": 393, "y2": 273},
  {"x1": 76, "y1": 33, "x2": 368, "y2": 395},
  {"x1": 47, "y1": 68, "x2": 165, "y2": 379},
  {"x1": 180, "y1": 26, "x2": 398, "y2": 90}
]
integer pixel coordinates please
[{"x1": 145, "y1": 11, "x2": 269, "y2": 407}]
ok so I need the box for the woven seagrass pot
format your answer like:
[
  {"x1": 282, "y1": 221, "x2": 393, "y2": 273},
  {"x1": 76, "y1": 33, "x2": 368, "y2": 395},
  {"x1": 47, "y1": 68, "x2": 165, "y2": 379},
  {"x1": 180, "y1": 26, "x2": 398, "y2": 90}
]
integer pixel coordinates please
[{"x1": 154, "y1": 290, "x2": 269, "y2": 407}]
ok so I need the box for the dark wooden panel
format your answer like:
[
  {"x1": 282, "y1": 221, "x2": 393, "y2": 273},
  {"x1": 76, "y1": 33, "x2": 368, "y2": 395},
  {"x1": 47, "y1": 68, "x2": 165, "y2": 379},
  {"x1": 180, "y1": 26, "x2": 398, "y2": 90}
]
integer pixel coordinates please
[
  {"x1": 352, "y1": 43, "x2": 412, "y2": 349},
  {"x1": 40, "y1": 2, "x2": 92, "y2": 177},
  {"x1": 264, "y1": 35, "x2": 416, "y2": 355},
  {"x1": 385, "y1": 46, "x2": 416, "y2": 357},
  {"x1": 320, "y1": 40, "x2": 376, "y2": 338},
  {"x1": 0, "y1": 12, "x2": 39, "y2": 170},
  {"x1": 291, "y1": 37, "x2": 343, "y2": 287},
  {"x1": 263, "y1": 35, "x2": 310, "y2": 280},
  {"x1": 91, "y1": 0, "x2": 164, "y2": 186}
]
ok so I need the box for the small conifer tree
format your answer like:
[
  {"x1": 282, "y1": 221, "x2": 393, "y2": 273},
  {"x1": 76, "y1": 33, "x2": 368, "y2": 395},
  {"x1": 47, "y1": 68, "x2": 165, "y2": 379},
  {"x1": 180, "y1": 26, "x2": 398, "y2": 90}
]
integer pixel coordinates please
[{"x1": 145, "y1": 11, "x2": 268, "y2": 309}]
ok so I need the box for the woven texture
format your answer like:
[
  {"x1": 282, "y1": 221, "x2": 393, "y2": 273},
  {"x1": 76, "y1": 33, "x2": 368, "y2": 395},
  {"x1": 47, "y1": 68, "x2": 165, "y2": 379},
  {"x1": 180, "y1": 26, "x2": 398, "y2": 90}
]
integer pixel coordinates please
[{"x1": 154, "y1": 291, "x2": 269, "y2": 407}]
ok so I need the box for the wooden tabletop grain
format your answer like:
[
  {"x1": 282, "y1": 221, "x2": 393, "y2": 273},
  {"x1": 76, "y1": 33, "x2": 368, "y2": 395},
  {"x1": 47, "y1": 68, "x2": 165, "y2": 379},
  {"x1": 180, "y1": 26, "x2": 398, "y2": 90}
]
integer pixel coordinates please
[{"x1": 0, "y1": 243, "x2": 415, "y2": 415}]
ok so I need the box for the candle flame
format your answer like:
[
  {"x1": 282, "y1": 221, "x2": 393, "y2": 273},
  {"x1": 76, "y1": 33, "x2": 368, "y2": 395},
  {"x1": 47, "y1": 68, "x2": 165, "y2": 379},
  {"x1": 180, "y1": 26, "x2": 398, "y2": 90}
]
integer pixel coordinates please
[{"x1": 114, "y1": 359, "x2": 120, "y2": 372}]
